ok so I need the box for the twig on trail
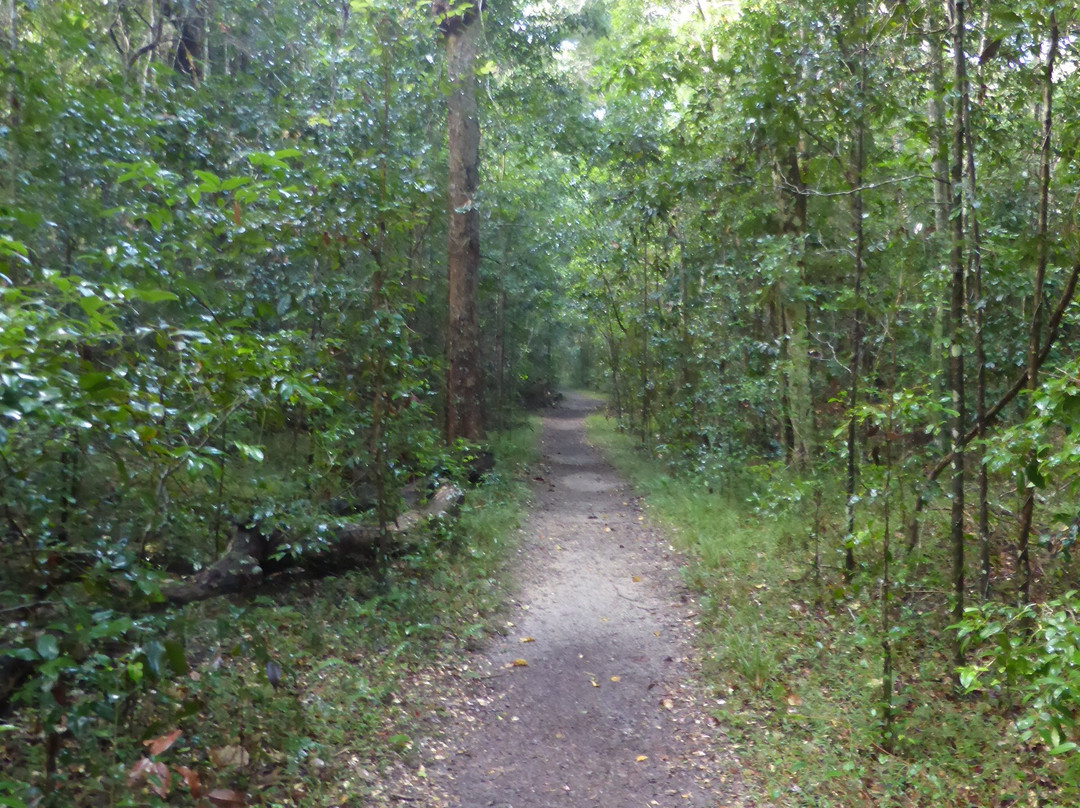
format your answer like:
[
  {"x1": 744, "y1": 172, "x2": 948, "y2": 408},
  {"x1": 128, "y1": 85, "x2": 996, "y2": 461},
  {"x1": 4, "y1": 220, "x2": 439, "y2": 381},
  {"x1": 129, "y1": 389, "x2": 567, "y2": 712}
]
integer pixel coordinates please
[
  {"x1": 390, "y1": 793, "x2": 422, "y2": 802},
  {"x1": 459, "y1": 669, "x2": 508, "y2": 682},
  {"x1": 611, "y1": 583, "x2": 658, "y2": 612}
]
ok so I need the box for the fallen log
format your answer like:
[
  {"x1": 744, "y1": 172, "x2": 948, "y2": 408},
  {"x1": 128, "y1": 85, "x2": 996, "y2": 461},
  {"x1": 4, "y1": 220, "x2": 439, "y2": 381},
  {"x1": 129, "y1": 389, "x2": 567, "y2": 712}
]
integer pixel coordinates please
[
  {"x1": 161, "y1": 484, "x2": 463, "y2": 606},
  {"x1": 0, "y1": 485, "x2": 464, "y2": 715}
]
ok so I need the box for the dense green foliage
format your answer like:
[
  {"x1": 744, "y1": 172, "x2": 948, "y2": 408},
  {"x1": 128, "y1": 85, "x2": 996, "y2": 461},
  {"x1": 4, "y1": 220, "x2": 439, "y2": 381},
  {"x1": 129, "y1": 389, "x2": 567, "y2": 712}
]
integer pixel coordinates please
[
  {"x1": 8, "y1": 0, "x2": 1080, "y2": 803},
  {"x1": 1, "y1": 1, "x2": 569, "y2": 804},
  {"x1": 1, "y1": 0, "x2": 576, "y2": 573},
  {"x1": 570, "y1": 1, "x2": 1080, "y2": 804},
  {"x1": 588, "y1": 412, "x2": 1074, "y2": 805}
]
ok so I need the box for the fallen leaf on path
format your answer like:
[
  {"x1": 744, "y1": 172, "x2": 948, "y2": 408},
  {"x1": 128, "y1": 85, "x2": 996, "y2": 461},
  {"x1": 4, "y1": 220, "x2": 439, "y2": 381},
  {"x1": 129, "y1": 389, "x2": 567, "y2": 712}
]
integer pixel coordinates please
[
  {"x1": 635, "y1": 755, "x2": 648, "y2": 762},
  {"x1": 129, "y1": 758, "x2": 170, "y2": 798},
  {"x1": 610, "y1": 676, "x2": 621, "y2": 682},
  {"x1": 207, "y1": 788, "x2": 247, "y2": 807},
  {"x1": 519, "y1": 637, "x2": 535, "y2": 643},
  {"x1": 144, "y1": 729, "x2": 182, "y2": 756},
  {"x1": 174, "y1": 765, "x2": 203, "y2": 798},
  {"x1": 511, "y1": 659, "x2": 528, "y2": 667},
  {"x1": 210, "y1": 745, "x2": 249, "y2": 768},
  {"x1": 632, "y1": 575, "x2": 641, "y2": 582}
]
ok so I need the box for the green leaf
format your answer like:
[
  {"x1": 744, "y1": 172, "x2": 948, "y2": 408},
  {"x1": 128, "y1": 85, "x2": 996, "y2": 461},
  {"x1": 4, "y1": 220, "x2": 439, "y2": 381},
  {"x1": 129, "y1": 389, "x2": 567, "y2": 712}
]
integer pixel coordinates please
[
  {"x1": 247, "y1": 151, "x2": 287, "y2": 169},
  {"x1": 1026, "y1": 460, "x2": 1046, "y2": 490},
  {"x1": 36, "y1": 634, "x2": 59, "y2": 661},
  {"x1": 144, "y1": 641, "x2": 166, "y2": 677},
  {"x1": 221, "y1": 176, "x2": 252, "y2": 192},
  {"x1": 958, "y1": 667, "x2": 980, "y2": 691},
  {"x1": 78, "y1": 372, "x2": 112, "y2": 392},
  {"x1": 0, "y1": 235, "x2": 30, "y2": 264},
  {"x1": 76, "y1": 295, "x2": 108, "y2": 317},
  {"x1": 233, "y1": 441, "x2": 265, "y2": 462},
  {"x1": 193, "y1": 169, "x2": 222, "y2": 191},
  {"x1": 134, "y1": 288, "x2": 179, "y2": 304},
  {"x1": 187, "y1": 412, "x2": 214, "y2": 432},
  {"x1": 989, "y1": 7, "x2": 1023, "y2": 27},
  {"x1": 164, "y1": 640, "x2": 189, "y2": 676}
]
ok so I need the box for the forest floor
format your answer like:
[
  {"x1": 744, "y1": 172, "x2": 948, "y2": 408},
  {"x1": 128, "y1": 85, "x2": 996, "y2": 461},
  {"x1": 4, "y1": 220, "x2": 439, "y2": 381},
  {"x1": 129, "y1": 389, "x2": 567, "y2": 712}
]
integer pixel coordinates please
[{"x1": 368, "y1": 392, "x2": 757, "y2": 807}]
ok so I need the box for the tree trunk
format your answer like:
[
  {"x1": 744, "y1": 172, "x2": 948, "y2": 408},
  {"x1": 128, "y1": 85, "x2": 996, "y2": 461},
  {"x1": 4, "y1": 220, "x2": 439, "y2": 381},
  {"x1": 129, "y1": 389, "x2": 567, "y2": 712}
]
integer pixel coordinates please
[
  {"x1": 168, "y1": 0, "x2": 205, "y2": 82},
  {"x1": 441, "y1": 2, "x2": 484, "y2": 443},
  {"x1": 775, "y1": 147, "x2": 813, "y2": 468},
  {"x1": 1017, "y1": 11, "x2": 1058, "y2": 604},
  {"x1": 947, "y1": 0, "x2": 967, "y2": 671},
  {"x1": 640, "y1": 223, "x2": 650, "y2": 445},
  {"x1": 925, "y1": 5, "x2": 951, "y2": 457},
  {"x1": 966, "y1": 7, "x2": 990, "y2": 598},
  {"x1": 2, "y1": 0, "x2": 17, "y2": 241},
  {"x1": 844, "y1": 8, "x2": 867, "y2": 582}
]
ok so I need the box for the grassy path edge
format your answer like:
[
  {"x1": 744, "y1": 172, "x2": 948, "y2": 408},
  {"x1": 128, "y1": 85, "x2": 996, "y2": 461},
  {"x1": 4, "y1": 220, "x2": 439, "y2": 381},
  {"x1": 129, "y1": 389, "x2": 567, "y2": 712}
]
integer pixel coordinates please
[{"x1": 584, "y1": 411, "x2": 1068, "y2": 808}]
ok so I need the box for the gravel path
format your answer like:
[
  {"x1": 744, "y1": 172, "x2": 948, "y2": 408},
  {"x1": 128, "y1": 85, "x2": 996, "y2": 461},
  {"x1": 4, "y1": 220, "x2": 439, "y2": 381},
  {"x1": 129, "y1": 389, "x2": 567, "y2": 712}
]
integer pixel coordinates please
[{"x1": 368, "y1": 392, "x2": 753, "y2": 807}]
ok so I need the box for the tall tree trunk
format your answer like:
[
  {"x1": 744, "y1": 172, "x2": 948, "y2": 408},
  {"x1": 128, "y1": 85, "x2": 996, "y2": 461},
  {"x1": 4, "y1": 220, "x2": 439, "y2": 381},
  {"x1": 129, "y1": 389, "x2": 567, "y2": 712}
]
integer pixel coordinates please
[
  {"x1": 775, "y1": 147, "x2": 813, "y2": 468},
  {"x1": 947, "y1": 0, "x2": 967, "y2": 671},
  {"x1": 880, "y1": 388, "x2": 896, "y2": 751},
  {"x1": 925, "y1": 5, "x2": 951, "y2": 457},
  {"x1": 844, "y1": 4, "x2": 867, "y2": 582},
  {"x1": 495, "y1": 279, "x2": 506, "y2": 428},
  {"x1": 966, "y1": 7, "x2": 991, "y2": 598},
  {"x1": 1017, "y1": 12, "x2": 1058, "y2": 604},
  {"x1": 440, "y1": 1, "x2": 483, "y2": 442},
  {"x1": 169, "y1": 0, "x2": 205, "y2": 82},
  {"x1": 2, "y1": 0, "x2": 17, "y2": 235},
  {"x1": 369, "y1": 15, "x2": 395, "y2": 550},
  {"x1": 640, "y1": 223, "x2": 650, "y2": 445}
]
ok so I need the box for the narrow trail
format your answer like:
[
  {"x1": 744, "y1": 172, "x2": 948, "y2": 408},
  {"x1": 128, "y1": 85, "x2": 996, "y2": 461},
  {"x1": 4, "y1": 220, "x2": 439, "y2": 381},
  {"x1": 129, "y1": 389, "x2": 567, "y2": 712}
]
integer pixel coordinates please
[{"x1": 375, "y1": 393, "x2": 752, "y2": 807}]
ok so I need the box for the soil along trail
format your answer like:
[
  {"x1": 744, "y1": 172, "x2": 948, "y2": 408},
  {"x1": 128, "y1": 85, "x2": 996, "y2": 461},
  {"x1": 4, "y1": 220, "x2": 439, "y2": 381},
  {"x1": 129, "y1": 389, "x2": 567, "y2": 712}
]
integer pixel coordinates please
[{"x1": 421, "y1": 393, "x2": 750, "y2": 807}]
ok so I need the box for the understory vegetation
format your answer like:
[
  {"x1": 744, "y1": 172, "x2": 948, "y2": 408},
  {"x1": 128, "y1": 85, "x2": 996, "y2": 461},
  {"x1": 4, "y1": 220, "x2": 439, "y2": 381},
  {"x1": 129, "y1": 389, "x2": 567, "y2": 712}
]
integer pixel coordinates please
[
  {"x1": 588, "y1": 413, "x2": 1077, "y2": 807},
  {"x1": 1, "y1": 420, "x2": 536, "y2": 808}
]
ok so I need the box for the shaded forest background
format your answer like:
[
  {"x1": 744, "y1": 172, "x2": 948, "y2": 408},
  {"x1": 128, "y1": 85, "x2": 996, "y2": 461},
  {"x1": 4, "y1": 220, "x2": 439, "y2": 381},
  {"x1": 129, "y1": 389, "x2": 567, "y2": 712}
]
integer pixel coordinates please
[{"x1": 5, "y1": 0, "x2": 1080, "y2": 805}]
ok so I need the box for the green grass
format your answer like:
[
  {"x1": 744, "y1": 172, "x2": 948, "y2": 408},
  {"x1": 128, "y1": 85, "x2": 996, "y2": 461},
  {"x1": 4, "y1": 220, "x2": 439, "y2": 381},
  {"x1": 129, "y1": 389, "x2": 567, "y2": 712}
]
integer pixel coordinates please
[{"x1": 585, "y1": 412, "x2": 1073, "y2": 808}]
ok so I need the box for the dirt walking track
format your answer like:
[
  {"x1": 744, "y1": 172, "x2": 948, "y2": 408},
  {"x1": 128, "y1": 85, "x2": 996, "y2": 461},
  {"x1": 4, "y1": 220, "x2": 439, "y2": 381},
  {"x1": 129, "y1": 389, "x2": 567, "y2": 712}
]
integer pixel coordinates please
[{"x1": 373, "y1": 393, "x2": 752, "y2": 807}]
